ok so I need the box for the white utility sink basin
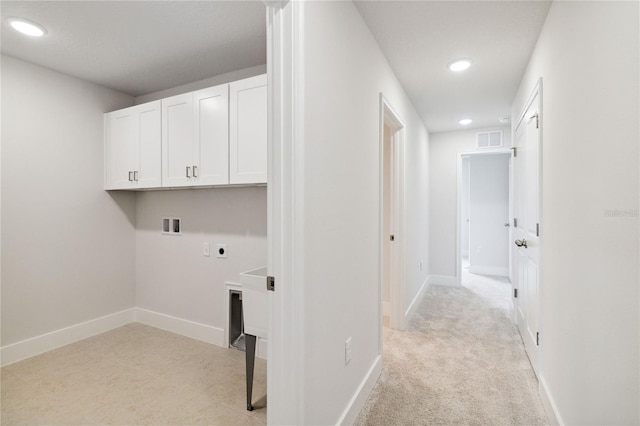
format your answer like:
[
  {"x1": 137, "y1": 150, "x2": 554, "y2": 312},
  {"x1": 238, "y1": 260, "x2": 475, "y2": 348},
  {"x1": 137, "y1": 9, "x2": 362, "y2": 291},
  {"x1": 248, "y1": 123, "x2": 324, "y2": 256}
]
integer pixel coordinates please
[{"x1": 239, "y1": 267, "x2": 268, "y2": 339}]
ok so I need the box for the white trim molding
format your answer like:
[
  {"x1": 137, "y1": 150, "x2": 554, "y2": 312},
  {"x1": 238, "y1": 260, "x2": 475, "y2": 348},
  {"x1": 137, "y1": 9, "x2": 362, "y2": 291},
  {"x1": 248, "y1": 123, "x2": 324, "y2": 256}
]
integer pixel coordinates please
[
  {"x1": 1, "y1": 308, "x2": 135, "y2": 367},
  {"x1": 427, "y1": 275, "x2": 459, "y2": 287},
  {"x1": 540, "y1": 375, "x2": 563, "y2": 425},
  {"x1": 336, "y1": 355, "x2": 382, "y2": 426},
  {"x1": 265, "y1": 0, "x2": 306, "y2": 424},
  {"x1": 405, "y1": 277, "x2": 429, "y2": 322},
  {"x1": 134, "y1": 308, "x2": 225, "y2": 347}
]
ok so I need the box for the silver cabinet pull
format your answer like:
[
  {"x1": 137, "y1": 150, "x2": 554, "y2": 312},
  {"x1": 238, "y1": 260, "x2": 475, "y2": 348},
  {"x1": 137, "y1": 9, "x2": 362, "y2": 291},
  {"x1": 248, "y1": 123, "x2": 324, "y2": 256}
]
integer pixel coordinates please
[
  {"x1": 193, "y1": 165, "x2": 198, "y2": 178},
  {"x1": 128, "y1": 171, "x2": 133, "y2": 182},
  {"x1": 134, "y1": 171, "x2": 139, "y2": 182},
  {"x1": 186, "y1": 166, "x2": 191, "y2": 178}
]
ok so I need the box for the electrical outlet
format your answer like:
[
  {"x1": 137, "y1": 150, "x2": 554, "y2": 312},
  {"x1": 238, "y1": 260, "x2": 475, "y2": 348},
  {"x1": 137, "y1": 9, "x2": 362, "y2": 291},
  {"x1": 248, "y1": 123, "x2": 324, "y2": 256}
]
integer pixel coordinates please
[
  {"x1": 345, "y1": 337, "x2": 352, "y2": 365},
  {"x1": 203, "y1": 242, "x2": 210, "y2": 257},
  {"x1": 216, "y1": 243, "x2": 227, "y2": 259}
]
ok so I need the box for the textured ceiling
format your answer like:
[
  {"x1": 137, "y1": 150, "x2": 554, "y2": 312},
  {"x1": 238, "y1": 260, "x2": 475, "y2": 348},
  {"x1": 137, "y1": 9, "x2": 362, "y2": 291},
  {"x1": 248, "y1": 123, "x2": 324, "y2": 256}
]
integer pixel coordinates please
[
  {"x1": 355, "y1": 1, "x2": 552, "y2": 132},
  {"x1": 1, "y1": 1, "x2": 267, "y2": 96}
]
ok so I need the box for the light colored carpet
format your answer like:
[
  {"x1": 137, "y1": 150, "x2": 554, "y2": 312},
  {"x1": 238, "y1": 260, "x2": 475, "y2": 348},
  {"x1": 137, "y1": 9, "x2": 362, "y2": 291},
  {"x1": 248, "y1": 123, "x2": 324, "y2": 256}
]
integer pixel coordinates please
[
  {"x1": 356, "y1": 272, "x2": 548, "y2": 426},
  {"x1": 1, "y1": 323, "x2": 266, "y2": 425}
]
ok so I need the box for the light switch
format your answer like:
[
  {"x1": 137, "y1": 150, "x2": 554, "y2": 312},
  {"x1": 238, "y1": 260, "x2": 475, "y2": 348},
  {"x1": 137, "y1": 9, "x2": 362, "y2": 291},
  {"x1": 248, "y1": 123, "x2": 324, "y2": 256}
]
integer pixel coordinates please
[{"x1": 203, "y1": 242, "x2": 210, "y2": 257}]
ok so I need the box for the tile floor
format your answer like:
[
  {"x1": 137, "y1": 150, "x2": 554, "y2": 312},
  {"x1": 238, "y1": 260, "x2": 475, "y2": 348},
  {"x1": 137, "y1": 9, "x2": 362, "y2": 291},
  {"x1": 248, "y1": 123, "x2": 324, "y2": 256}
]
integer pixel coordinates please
[{"x1": 1, "y1": 323, "x2": 266, "y2": 425}]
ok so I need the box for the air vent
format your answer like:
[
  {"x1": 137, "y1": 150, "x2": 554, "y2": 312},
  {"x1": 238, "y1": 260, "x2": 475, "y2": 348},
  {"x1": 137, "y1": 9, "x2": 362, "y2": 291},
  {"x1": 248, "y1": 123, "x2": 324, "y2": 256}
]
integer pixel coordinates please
[{"x1": 476, "y1": 131, "x2": 503, "y2": 149}]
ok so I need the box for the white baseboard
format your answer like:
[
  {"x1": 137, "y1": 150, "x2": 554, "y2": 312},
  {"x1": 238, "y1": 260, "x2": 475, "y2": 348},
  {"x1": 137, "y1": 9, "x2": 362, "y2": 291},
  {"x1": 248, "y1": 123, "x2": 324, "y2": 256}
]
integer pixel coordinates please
[
  {"x1": 539, "y1": 375, "x2": 563, "y2": 425},
  {"x1": 405, "y1": 277, "x2": 429, "y2": 321},
  {"x1": 427, "y1": 274, "x2": 458, "y2": 287},
  {"x1": 1, "y1": 308, "x2": 135, "y2": 367},
  {"x1": 134, "y1": 308, "x2": 225, "y2": 347},
  {"x1": 257, "y1": 337, "x2": 268, "y2": 360},
  {"x1": 468, "y1": 265, "x2": 509, "y2": 276},
  {"x1": 336, "y1": 355, "x2": 382, "y2": 426}
]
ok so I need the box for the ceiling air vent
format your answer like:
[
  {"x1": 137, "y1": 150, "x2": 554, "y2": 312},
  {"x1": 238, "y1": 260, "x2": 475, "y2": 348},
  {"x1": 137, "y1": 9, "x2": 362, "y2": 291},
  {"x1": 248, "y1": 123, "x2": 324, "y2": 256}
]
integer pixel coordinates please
[{"x1": 476, "y1": 131, "x2": 503, "y2": 149}]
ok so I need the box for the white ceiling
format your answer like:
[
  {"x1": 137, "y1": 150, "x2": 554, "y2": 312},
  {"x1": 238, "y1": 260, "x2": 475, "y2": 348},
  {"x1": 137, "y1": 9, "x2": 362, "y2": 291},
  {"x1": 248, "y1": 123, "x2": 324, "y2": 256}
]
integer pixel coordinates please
[
  {"x1": 354, "y1": 1, "x2": 551, "y2": 132},
  {"x1": 1, "y1": 1, "x2": 550, "y2": 132},
  {"x1": 0, "y1": 1, "x2": 267, "y2": 96}
]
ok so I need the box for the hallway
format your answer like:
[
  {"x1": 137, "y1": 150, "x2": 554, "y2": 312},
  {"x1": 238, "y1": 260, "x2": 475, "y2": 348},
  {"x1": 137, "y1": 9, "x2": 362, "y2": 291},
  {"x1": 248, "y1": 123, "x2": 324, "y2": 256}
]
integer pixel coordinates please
[{"x1": 356, "y1": 273, "x2": 548, "y2": 425}]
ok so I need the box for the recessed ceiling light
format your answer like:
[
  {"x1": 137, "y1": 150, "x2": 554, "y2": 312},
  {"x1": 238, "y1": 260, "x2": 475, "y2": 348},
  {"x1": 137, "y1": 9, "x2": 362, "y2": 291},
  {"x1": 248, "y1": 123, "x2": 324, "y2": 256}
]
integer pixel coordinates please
[
  {"x1": 7, "y1": 17, "x2": 47, "y2": 37},
  {"x1": 459, "y1": 119, "x2": 473, "y2": 126},
  {"x1": 448, "y1": 59, "x2": 471, "y2": 72}
]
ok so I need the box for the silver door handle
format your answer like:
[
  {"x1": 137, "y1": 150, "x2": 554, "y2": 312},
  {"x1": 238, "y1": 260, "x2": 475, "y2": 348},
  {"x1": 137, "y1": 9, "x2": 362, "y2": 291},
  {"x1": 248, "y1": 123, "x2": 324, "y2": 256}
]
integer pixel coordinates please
[
  {"x1": 515, "y1": 239, "x2": 528, "y2": 248},
  {"x1": 134, "y1": 171, "x2": 139, "y2": 181},
  {"x1": 186, "y1": 166, "x2": 191, "y2": 178},
  {"x1": 193, "y1": 165, "x2": 198, "y2": 178},
  {"x1": 128, "y1": 171, "x2": 133, "y2": 182},
  {"x1": 504, "y1": 222, "x2": 510, "y2": 227}
]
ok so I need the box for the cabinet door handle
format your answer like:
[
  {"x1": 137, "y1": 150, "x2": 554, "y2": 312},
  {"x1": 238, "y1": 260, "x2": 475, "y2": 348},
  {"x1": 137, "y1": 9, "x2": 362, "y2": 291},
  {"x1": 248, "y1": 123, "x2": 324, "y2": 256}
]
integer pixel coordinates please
[
  {"x1": 128, "y1": 171, "x2": 133, "y2": 182},
  {"x1": 186, "y1": 166, "x2": 191, "y2": 178},
  {"x1": 134, "y1": 171, "x2": 139, "y2": 182},
  {"x1": 193, "y1": 165, "x2": 198, "y2": 178}
]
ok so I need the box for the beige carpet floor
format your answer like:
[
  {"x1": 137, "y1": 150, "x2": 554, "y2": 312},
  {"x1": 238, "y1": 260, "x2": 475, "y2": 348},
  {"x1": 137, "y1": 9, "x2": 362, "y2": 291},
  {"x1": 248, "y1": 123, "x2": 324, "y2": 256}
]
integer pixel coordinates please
[
  {"x1": 356, "y1": 272, "x2": 548, "y2": 426},
  {"x1": 1, "y1": 323, "x2": 266, "y2": 425}
]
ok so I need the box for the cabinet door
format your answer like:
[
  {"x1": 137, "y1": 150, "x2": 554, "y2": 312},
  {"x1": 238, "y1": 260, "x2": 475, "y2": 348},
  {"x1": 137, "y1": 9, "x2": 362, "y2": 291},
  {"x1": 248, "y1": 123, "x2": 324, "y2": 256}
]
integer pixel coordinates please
[
  {"x1": 136, "y1": 101, "x2": 162, "y2": 188},
  {"x1": 193, "y1": 85, "x2": 229, "y2": 186},
  {"x1": 105, "y1": 108, "x2": 138, "y2": 189},
  {"x1": 162, "y1": 93, "x2": 194, "y2": 187},
  {"x1": 229, "y1": 74, "x2": 268, "y2": 185}
]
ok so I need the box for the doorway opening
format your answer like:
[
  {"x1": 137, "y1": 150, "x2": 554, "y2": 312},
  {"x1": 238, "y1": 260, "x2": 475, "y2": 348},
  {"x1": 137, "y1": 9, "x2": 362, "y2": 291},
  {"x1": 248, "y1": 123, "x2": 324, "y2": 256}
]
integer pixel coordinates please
[
  {"x1": 379, "y1": 94, "x2": 405, "y2": 337},
  {"x1": 458, "y1": 151, "x2": 512, "y2": 280}
]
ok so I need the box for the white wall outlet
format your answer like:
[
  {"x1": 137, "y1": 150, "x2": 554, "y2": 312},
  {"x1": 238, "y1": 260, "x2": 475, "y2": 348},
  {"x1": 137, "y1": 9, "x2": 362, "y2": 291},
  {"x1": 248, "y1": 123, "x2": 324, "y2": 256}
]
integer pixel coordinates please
[
  {"x1": 216, "y1": 243, "x2": 228, "y2": 259},
  {"x1": 345, "y1": 337, "x2": 352, "y2": 365},
  {"x1": 203, "y1": 242, "x2": 210, "y2": 257}
]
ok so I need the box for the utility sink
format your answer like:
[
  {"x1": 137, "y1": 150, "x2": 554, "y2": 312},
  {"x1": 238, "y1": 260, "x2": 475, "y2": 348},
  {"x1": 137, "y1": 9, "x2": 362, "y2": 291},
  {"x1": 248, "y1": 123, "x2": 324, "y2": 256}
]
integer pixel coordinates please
[{"x1": 239, "y1": 267, "x2": 268, "y2": 339}]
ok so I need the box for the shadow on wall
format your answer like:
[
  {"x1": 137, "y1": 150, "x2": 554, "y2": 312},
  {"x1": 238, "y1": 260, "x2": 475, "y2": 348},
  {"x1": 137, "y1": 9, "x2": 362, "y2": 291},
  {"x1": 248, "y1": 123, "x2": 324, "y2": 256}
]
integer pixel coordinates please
[
  {"x1": 106, "y1": 191, "x2": 137, "y2": 227},
  {"x1": 134, "y1": 186, "x2": 267, "y2": 236}
]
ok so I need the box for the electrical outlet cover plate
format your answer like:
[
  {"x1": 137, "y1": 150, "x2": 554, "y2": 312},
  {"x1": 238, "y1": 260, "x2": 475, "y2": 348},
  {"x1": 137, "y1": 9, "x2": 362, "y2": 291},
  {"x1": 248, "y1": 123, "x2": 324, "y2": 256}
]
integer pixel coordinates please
[{"x1": 216, "y1": 243, "x2": 228, "y2": 259}]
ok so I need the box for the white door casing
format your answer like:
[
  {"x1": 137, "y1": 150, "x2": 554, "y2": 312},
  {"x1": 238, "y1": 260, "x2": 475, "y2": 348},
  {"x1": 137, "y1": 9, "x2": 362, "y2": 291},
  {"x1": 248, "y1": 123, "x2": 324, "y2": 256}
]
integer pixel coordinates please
[
  {"x1": 380, "y1": 94, "x2": 406, "y2": 332},
  {"x1": 513, "y1": 81, "x2": 542, "y2": 377}
]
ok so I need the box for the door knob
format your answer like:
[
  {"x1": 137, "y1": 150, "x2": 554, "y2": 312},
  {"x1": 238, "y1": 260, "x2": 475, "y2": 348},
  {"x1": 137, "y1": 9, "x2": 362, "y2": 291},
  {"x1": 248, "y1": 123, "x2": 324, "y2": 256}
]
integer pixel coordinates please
[{"x1": 515, "y1": 239, "x2": 528, "y2": 248}]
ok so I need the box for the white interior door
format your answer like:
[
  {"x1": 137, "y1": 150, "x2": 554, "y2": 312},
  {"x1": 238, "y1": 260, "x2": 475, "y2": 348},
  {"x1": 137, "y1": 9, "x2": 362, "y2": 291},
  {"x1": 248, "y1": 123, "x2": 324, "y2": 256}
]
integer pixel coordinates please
[{"x1": 513, "y1": 89, "x2": 541, "y2": 377}]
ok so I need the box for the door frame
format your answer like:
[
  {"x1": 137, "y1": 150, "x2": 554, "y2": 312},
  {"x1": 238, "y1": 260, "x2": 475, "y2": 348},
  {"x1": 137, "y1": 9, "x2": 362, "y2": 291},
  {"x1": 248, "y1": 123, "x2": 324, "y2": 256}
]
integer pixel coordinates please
[
  {"x1": 265, "y1": 1, "x2": 305, "y2": 424},
  {"x1": 455, "y1": 148, "x2": 512, "y2": 286},
  {"x1": 379, "y1": 94, "x2": 406, "y2": 335}
]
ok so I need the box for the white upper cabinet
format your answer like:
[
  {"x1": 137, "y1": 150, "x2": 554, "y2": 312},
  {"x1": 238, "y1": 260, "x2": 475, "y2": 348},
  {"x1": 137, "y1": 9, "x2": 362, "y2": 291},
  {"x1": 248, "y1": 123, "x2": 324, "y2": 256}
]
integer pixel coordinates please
[
  {"x1": 162, "y1": 93, "x2": 194, "y2": 187},
  {"x1": 105, "y1": 74, "x2": 265, "y2": 190},
  {"x1": 162, "y1": 85, "x2": 230, "y2": 187},
  {"x1": 229, "y1": 75, "x2": 268, "y2": 185},
  {"x1": 105, "y1": 101, "x2": 161, "y2": 190},
  {"x1": 193, "y1": 85, "x2": 229, "y2": 186}
]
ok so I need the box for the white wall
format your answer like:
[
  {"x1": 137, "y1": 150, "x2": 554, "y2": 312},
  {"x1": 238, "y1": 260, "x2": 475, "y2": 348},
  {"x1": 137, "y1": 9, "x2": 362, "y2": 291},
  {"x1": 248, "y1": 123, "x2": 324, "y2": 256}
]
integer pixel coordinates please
[
  {"x1": 300, "y1": 2, "x2": 429, "y2": 423},
  {"x1": 1, "y1": 55, "x2": 136, "y2": 346},
  {"x1": 135, "y1": 187, "x2": 267, "y2": 334},
  {"x1": 511, "y1": 1, "x2": 639, "y2": 424},
  {"x1": 133, "y1": 67, "x2": 268, "y2": 342},
  {"x1": 429, "y1": 126, "x2": 510, "y2": 280},
  {"x1": 468, "y1": 154, "x2": 509, "y2": 276}
]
